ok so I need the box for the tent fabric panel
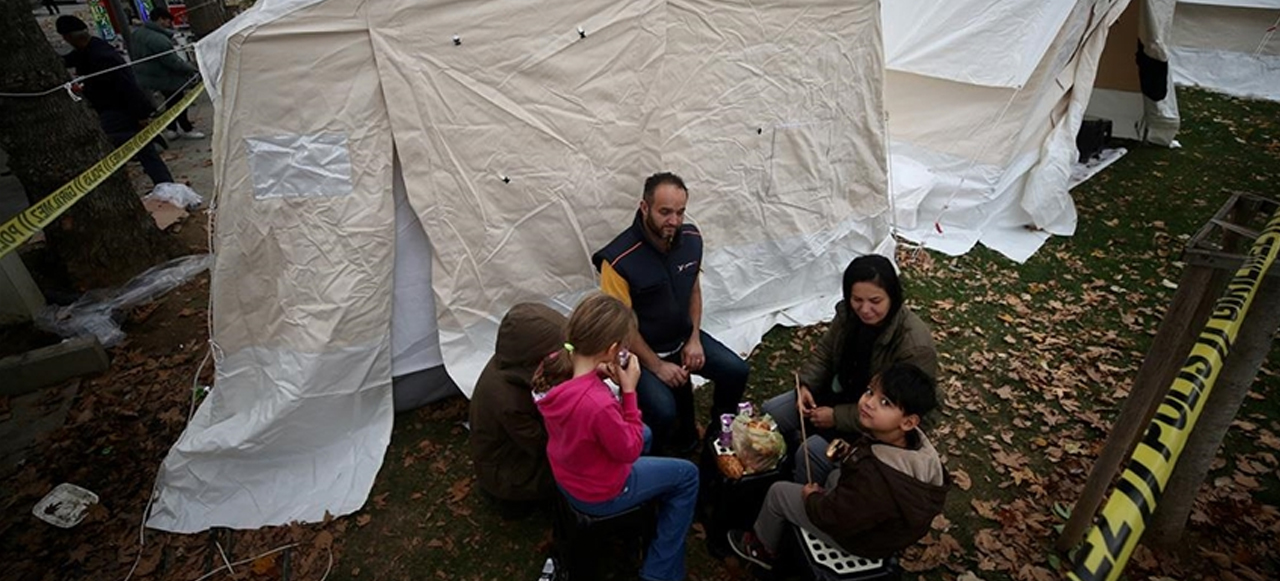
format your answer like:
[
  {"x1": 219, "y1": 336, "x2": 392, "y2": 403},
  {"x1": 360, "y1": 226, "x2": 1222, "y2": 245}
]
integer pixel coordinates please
[
  {"x1": 1179, "y1": 0, "x2": 1280, "y2": 9},
  {"x1": 151, "y1": 1, "x2": 397, "y2": 533},
  {"x1": 881, "y1": 0, "x2": 1078, "y2": 88},
  {"x1": 147, "y1": 343, "x2": 393, "y2": 532},
  {"x1": 1171, "y1": 3, "x2": 1280, "y2": 99},
  {"x1": 367, "y1": 0, "x2": 666, "y2": 397},
  {"x1": 660, "y1": 0, "x2": 889, "y2": 250},
  {"x1": 1173, "y1": 3, "x2": 1280, "y2": 53},
  {"x1": 391, "y1": 154, "x2": 445, "y2": 377}
]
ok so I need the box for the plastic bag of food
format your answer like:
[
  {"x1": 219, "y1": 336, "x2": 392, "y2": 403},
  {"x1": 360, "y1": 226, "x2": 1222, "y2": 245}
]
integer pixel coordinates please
[{"x1": 730, "y1": 414, "x2": 786, "y2": 474}]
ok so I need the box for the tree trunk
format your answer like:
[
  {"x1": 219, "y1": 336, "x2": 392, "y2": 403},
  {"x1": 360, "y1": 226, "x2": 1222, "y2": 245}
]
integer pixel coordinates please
[
  {"x1": 0, "y1": 0, "x2": 176, "y2": 290},
  {"x1": 183, "y1": 0, "x2": 229, "y2": 39}
]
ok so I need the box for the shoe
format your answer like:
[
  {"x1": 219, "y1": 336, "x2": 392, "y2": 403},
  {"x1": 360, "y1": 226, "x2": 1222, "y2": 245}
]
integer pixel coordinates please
[
  {"x1": 180, "y1": 130, "x2": 207, "y2": 140},
  {"x1": 162, "y1": 129, "x2": 179, "y2": 140},
  {"x1": 727, "y1": 529, "x2": 774, "y2": 570}
]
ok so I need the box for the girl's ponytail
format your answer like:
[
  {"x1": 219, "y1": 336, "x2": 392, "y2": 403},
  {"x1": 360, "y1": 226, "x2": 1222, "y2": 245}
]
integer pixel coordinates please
[
  {"x1": 531, "y1": 347, "x2": 574, "y2": 395},
  {"x1": 530, "y1": 293, "x2": 637, "y2": 394}
]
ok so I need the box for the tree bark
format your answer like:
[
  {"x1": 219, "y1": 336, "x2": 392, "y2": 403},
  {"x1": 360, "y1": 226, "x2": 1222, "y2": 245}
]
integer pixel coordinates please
[
  {"x1": 0, "y1": 0, "x2": 175, "y2": 289},
  {"x1": 182, "y1": 0, "x2": 229, "y2": 40}
]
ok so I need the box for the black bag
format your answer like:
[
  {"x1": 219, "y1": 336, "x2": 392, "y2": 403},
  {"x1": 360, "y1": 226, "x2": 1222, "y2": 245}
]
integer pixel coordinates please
[{"x1": 1076, "y1": 117, "x2": 1112, "y2": 163}]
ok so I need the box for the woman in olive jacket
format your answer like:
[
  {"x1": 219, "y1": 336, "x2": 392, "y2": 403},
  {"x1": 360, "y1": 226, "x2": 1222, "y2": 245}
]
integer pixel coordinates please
[{"x1": 761, "y1": 254, "x2": 937, "y2": 483}]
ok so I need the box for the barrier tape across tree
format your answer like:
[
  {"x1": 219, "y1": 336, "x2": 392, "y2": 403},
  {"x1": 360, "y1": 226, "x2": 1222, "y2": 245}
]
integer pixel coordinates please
[
  {"x1": 0, "y1": 82, "x2": 205, "y2": 260},
  {"x1": 1070, "y1": 207, "x2": 1280, "y2": 581}
]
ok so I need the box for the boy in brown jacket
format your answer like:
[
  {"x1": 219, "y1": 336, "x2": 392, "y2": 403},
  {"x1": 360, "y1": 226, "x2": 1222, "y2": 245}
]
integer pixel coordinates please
[
  {"x1": 728, "y1": 363, "x2": 948, "y2": 568},
  {"x1": 468, "y1": 303, "x2": 566, "y2": 516}
]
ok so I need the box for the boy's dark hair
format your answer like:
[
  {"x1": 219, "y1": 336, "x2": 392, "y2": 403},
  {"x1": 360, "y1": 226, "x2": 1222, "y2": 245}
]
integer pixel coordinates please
[
  {"x1": 151, "y1": 7, "x2": 173, "y2": 20},
  {"x1": 642, "y1": 172, "x2": 687, "y2": 204},
  {"x1": 56, "y1": 15, "x2": 89, "y2": 34},
  {"x1": 878, "y1": 362, "x2": 937, "y2": 418}
]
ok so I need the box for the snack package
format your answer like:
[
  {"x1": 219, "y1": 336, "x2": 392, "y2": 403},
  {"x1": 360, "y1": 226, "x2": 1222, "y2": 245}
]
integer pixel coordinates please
[
  {"x1": 730, "y1": 413, "x2": 786, "y2": 474},
  {"x1": 716, "y1": 454, "x2": 745, "y2": 479}
]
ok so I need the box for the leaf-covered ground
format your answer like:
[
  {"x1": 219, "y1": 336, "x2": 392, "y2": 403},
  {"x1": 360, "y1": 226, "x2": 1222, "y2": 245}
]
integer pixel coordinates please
[{"x1": 1, "y1": 88, "x2": 1278, "y2": 581}]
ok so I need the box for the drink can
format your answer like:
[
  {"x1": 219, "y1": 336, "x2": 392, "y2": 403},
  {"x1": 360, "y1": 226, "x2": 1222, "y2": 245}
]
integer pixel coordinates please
[{"x1": 718, "y1": 413, "x2": 735, "y2": 449}]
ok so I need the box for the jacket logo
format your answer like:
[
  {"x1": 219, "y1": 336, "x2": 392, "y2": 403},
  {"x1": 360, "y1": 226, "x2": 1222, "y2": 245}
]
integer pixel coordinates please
[{"x1": 677, "y1": 261, "x2": 699, "y2": 273}]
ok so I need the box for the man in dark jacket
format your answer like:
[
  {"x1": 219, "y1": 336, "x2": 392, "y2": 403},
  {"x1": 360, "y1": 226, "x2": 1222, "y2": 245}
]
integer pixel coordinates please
[
  {"x1": 592, "y1": 172, "x2": 748, "y2": 454},
  {"x1": 57, "y1": 16, "x2": 174, "y2": 187},
  {"x1": 468, "y1": 303, "x2": 565, "y2": 515},
  {"x1": 130, "y1": 8, "x2": 204, "y2": 140},
  {"x1": 728, "y1": 363, "x2": 948, "y2": 568}
]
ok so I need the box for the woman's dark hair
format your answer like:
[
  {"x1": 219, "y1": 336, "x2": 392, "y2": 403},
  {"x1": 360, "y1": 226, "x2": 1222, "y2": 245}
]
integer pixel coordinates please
[
  {"x1": 877, "y1": 362, "x2": 937, "y2": 418},
  {"x1": 531, "y1": 293, "x2": 637, "y2": 393},
  {"x1": 842, "y1": 254, "x2": 903, "y2": 322}
]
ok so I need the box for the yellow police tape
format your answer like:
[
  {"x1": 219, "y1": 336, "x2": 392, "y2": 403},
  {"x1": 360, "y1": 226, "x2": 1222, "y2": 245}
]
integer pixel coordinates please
[
  {"x1": 0, "y1": 82, "x2": 205, "y2": 260},
  {"x1": 1070, "y1": 207, "x2": 1280, "y2": 581}
]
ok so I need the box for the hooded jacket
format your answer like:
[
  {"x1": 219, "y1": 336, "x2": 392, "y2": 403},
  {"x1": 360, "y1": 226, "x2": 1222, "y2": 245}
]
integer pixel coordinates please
[
  {"x1": 468, "y1": 303, "x2": 565, "y2": 501},
  {"x1": 129, "y1": 21, "x2": 199, "y2": 94},
  {"x1": 804, "y1": 431, "x2": 948, "y2": 558},
  {"x1": 537, "y1": 373, "x2": 646, "y2": 503},
  {"x1": 799, "y1": 300, "x2": 937, "y2": 432}
]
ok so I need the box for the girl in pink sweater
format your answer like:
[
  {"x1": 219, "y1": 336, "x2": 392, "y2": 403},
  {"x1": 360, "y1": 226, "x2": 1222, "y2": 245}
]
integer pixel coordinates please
[{"x1": 535, "y1": 293, "x2": 699, "y2": 581}]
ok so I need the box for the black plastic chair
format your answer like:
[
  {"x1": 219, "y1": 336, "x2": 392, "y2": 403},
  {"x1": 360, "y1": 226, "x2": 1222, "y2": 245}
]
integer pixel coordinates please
[{"x1": 551, "y1": 490, "x2": 656, "y2": 580}]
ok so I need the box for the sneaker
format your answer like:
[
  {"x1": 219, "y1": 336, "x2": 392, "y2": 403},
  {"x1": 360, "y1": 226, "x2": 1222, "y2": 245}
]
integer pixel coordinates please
[
  {"x1": 162, "y1": 129, "x2": 179, "y2": 140},
  {"x1": 180, "y1": 130, "x2": 207, "y2": 140},
  {"x1": 727, "y1": 529, "x2": 774, "y2": 570}
]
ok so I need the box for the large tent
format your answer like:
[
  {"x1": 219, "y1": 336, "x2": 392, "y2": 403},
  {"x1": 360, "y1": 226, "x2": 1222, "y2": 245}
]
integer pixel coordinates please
[
  {"x1": 1170, "y1": 0, "x2": 1280, "y2": 100},
  {"x1": 883, "y1": 0, "x2": 1152, "y2": 262},
  {"x1": 149, "y1": 0, "x2": 890, "y2": 532}
]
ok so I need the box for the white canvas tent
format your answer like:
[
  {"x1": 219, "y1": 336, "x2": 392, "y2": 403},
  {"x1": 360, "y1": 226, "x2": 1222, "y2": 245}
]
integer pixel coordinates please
[
  {"x1": 149, "y1": 0, "x2": 891, "y2": 532},
  {"x1": 883, "y1": 0, "x2": 1146, "y2": 262},
  {"x1": 1170, "y1": 0, "x2": 1280, "y2": 100}
]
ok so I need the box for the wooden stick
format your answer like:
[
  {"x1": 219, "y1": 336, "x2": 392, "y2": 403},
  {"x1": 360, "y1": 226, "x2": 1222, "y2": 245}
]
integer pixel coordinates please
[{"x1": 796, "y1": 373, "x2": 813, "y2": 485}]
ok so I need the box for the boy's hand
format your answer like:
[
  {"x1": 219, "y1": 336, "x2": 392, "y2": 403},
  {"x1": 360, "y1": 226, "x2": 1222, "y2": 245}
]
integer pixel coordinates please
[
  {"x1": 802, "y1": 483, "x2": 823, "y2": 500},
  {"x1": 808, "y1": 406, "x2": 835, "y2": 429}
]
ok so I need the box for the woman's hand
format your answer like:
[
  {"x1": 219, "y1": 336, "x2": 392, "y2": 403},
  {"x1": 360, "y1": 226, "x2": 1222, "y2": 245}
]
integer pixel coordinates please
[
  {"x1": 802, "y1": 482, "x2": 823, "y2": 500},
  {"x1": 808, "y1": 406, "x2": 835, "y2": 429},
  {"x1": 797, "y1": 384, "x2": 816, "y2": 415}
]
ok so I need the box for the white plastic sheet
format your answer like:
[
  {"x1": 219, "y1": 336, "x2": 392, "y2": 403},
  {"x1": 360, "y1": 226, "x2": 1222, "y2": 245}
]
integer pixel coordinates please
[{"x1": 36, "y1": 255, "x2": 211, "y2": 347}]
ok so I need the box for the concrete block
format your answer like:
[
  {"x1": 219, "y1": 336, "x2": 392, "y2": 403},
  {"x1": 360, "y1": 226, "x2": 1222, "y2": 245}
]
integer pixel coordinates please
[
  {"x1": 0, "y1": 252, "x2": 45, "y2": 324},
  {"x1": 0, "y1": 336, "x2": 108, "y2": 397}
]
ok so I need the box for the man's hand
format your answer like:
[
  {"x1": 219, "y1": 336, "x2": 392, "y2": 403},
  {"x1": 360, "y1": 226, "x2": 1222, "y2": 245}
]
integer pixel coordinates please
[
  {"x1": 802, "y1": 482, "x2": 823, "y2": 500},
  {"x1": 651, "y1": 360, "x2": 689, "y2": 388},
  {"x1": 807, "y1": 406, "x2": 836, "y2": 429},
  {"x1": 681, "y1": 335, "x2": 705, "y2": 372}
]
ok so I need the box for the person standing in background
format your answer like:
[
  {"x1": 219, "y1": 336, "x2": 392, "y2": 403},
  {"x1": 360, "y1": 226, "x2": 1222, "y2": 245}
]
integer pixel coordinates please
[{"x1": 131, "y1": 8, "x2": 205, "y2": 140}]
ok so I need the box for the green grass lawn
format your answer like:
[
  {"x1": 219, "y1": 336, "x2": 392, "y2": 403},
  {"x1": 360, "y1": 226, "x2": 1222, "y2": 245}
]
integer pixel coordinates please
[{"x1": 330, "y1": 88, "x2": 1280, "y2": 581}]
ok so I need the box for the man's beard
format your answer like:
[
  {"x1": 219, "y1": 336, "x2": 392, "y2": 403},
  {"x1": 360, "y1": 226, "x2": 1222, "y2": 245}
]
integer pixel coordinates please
[{"x1": 645, "y1": 214, "x2": 675, "y2": 244}]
